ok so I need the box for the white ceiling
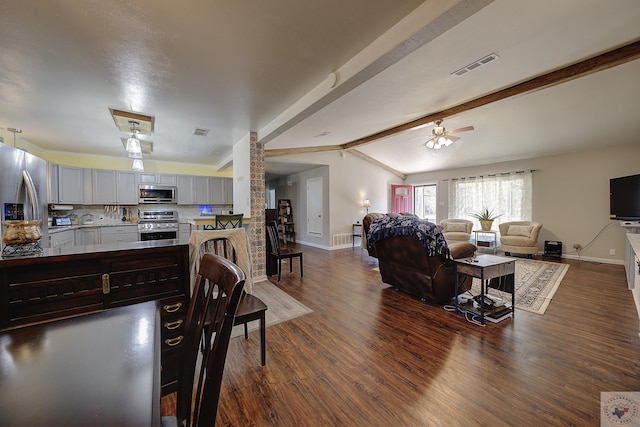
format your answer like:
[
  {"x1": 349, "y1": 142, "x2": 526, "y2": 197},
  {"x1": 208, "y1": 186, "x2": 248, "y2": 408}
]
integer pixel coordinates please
[{"x1": 1, "y1": 0, "x2": 639, "y2": 178}]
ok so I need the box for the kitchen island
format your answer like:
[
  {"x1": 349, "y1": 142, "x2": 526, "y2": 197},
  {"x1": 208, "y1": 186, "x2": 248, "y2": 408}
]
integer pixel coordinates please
[{"x1": 0, "y1": 238, "x2": 190, "y2": 396}]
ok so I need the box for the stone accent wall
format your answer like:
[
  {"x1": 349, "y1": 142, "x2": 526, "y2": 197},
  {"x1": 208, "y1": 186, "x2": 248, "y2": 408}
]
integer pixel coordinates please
[{"x1": 249, "y1": 131, "x2": 265, "y2": 277}]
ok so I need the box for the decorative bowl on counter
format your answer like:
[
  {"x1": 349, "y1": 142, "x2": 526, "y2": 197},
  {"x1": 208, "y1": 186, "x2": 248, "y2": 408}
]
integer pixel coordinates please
[{"x1": 2, "y1": 220, "x2": 43, "y2": 245}]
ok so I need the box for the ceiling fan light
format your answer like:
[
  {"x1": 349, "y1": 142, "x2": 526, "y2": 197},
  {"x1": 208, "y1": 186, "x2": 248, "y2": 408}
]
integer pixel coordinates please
[
  {"x1": 444, "y1": 138, "x2": 453, "y2": 146},
  {"x1": 434, "y1": 142, "x2": 442, "y2": 150},
  {"x1": 126, "y1": 135, "x2": 141, "y2": 154},
  {"x1": 132, "y1": 159, "x2": 144, "y2": 171},
  {"x1": 426, "y1": 140, "x2": 435, "y2": 149}
]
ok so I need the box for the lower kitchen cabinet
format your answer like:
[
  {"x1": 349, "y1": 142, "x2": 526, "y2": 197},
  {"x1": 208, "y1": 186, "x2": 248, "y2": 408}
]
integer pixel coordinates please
[
  {"x1": 49, "y1": 229, "x2": 75, "y2": 248},
  {"x1": 100, "y1": 225, "x2": 139, "y2": 244},
  {"x1": 0, "y1": 243, "x2": 190, "y2": 396},
  {"x1": 75, "y1": 227, "x2": 100, "y2": 245}
]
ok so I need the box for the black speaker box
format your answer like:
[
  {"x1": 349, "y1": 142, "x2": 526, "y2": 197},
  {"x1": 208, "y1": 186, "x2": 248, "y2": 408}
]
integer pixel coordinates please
[{"x1": 543, "y1": 240, "x2": 562, "y2": 259}]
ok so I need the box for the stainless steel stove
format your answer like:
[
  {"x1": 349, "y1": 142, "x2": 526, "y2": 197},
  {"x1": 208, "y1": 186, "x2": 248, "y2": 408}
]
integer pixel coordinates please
[{"x1": 137, "y1": 209, "x2": 179, "y2": 241}]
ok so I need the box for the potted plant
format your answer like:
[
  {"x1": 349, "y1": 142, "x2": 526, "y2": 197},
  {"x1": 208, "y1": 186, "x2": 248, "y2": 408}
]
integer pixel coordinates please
[{"x1": 470, "y1": 207, "x2": 502, "y2": 231}]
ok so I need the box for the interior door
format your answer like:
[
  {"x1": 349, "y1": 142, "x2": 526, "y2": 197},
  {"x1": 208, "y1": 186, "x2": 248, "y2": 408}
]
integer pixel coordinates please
[
  {"x1": 307, "y1": 177, "x2": 323, "y2": 236},
  {"x1": 391, "y1": 184, "x2": 413, "y2": 213}
]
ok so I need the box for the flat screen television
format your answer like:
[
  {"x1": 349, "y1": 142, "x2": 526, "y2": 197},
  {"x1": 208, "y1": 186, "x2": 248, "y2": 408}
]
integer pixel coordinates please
[{"x1": 610, "y1": 173, "x2": 640, "y2": 221}]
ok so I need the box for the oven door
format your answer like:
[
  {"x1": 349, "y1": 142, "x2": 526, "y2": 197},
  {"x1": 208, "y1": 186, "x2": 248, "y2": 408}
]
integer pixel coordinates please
[{"x1": 139, "y1": 231, "x2": 178, "y2": 241}]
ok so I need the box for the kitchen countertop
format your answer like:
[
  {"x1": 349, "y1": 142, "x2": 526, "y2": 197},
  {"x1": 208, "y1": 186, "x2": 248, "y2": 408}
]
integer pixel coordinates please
[
  {"x1": 48, "y1": 221, "x2": 193, "y2": 234},
  {"x1": 0, "y1": 237, "x2": 191, "y2": 263}
]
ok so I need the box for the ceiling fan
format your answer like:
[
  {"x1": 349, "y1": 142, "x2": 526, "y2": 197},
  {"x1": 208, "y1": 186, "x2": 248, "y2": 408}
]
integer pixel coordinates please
[{"x1": 424, "y1": 119, "x2": 474, "y2": 150}]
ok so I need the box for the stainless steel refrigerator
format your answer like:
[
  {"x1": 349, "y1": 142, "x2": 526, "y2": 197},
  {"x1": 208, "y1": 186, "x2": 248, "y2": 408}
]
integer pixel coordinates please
[{"x1": 0, "y1": 143, "x2": 49, "y2": 254}]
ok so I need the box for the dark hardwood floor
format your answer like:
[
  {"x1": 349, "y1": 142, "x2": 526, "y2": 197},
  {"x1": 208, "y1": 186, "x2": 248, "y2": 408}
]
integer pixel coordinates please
[{"x1": 162, "y1": 244, "x2": 640, "y2": 426}]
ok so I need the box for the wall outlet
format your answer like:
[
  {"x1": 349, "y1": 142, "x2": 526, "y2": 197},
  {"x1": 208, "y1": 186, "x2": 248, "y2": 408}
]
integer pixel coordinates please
[{"x1": 610, "y1": 249, "x2": 616, "y2": 256}]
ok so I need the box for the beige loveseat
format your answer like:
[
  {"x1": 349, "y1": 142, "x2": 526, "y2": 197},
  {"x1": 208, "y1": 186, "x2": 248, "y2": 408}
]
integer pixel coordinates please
[
  {"x1": 499, "y1": 221, "x2": 543, "y2": 257},
  {"x1": 439, "y1": 219, "x2": 473, "y2": 242}
]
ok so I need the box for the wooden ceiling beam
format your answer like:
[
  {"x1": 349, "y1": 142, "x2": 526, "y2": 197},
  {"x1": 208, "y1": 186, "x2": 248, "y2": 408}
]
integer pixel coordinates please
[
  {"x1": 264, "y1": 145, "x2": 343, "y2": 157},
  {"x1": 342, "y1": 39, "x2": 640, "y2": 150}
]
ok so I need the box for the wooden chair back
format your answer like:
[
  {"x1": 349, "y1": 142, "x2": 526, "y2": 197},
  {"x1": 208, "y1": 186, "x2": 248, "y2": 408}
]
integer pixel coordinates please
[
  {"x1": 215, "y1": 214, "x2": 244, "y2": 229},
  {"x1": 174, "y1": 253, "x2": 245, "y2": 427}
]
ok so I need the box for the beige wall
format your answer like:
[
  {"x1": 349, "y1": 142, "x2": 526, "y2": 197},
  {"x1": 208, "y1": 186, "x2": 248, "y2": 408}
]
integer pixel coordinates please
[{"x1": 405, "y1": 143, "x2": 640, "y2": 263}]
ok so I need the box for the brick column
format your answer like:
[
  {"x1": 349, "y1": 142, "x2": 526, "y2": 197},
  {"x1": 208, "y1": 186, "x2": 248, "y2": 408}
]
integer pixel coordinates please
[{"x1": 248, "y1": 131, "x2": 265, "y2": 277}]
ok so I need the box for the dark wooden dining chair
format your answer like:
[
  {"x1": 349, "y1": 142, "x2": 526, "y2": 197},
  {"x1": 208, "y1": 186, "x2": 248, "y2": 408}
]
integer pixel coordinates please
[
  {"x1": 266, "y1": 221, "x2": 303, "y2": 282},
  {"x1": 202, "y1": 237, "x2": 268, "y2": 366},
  {"x1": 162, "y1": 253, "x2": 245, "y2": 427},
  {"x1": 215, "y1": 213, "x2": 244, "y2": 229}
]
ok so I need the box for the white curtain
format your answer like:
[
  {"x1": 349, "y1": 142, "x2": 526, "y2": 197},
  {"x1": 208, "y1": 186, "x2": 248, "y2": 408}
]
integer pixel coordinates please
[{"x1": 448, "y1": 171, "x2": 533, "y2": 228}]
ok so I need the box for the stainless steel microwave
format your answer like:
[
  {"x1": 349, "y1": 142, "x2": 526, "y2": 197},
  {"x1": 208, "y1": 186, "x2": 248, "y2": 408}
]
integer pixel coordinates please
[{"x1": 138, "y1": 185, "x2": 177, "y2": 204}]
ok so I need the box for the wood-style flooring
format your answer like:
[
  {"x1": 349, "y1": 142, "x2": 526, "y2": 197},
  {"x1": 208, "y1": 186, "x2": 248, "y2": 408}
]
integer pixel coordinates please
[{"x1": 162, "y1": 244, "x2": 640, "y2": 426}]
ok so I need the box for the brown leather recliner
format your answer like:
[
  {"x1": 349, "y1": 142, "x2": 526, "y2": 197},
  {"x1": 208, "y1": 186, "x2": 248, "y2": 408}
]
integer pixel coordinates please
[{"x1": 364, "y1": 213, "x2": 477, "y2": 304}]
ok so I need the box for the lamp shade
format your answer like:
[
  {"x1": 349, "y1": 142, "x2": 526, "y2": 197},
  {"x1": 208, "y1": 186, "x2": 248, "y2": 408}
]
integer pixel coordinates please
[
  {"x1": 126, "y1": 136, "x2": 142, "y2": 154},
  {"x1": 363, "y1": 199, "x2": 371, "y2": 208},
  {"x1": 132, "y1": 159, "x2": 144, "y2": 171}
]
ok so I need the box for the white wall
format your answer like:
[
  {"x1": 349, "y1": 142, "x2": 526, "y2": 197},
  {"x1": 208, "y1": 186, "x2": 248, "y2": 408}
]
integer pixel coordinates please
[
  {"x1": 267, "y1": 150, "x2": 401, "y2": 249},
  {"x1": 232, "y1": 134, "x2": 251, "y2": 217},
  {"x1": 405, "y1": 143, "x2": 640, "y2": 263}
]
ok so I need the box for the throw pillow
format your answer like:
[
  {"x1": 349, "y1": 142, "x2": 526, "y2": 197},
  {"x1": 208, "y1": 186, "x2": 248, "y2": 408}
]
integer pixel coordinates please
[
  {"x1": 446, "y1": 222, "x2": 468, "y2": 232},
  {"x1": 508, "y1": 225, "x2": 533, "y2": 237}
]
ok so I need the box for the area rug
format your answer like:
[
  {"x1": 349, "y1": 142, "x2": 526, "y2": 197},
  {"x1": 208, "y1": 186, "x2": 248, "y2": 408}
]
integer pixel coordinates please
[
  {"x1": 231, "y1": 280, "x2": 313, "y2": 338},
  {"x1": 470, "y1": 259, "x2": 569, "y2": 315}
]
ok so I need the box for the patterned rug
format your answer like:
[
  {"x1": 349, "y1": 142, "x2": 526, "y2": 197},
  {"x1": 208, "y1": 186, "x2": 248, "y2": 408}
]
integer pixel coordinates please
[
  {"x1": 471, "y1": 259, "x2": 569, "y2": 315},
  {"x1": 231, "y1": 280, "x2": 313, "y2": 338}
]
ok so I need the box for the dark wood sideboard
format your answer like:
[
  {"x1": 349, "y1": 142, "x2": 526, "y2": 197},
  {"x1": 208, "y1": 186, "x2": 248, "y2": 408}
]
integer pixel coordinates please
[{"x1": 0, "y1": 240, "x2": 190, "y2": 396}]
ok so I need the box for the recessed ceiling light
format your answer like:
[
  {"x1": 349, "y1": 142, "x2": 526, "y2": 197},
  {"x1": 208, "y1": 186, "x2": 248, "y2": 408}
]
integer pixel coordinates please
[
  {"x1": 193, "y1": 128, "x2": 209, "y2": 136},
  {"x1": 314, "y1": 131, "x2": 330, "y2": 138}
]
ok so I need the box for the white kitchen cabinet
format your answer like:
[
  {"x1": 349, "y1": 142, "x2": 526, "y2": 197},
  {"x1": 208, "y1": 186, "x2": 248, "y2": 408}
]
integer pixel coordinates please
[
  {"x1": 179, "y1": 223, "x2": 191, "y2": 241},
  {"x1": 177, "y1": 175, "x2": 195, "y2": 204},
  {"x1": 47, "y1": 162, "x2": 59, "y2": 203},
  {"x1": 49, "y1": 229, "x2": 75, "y2": 248},
  {"x1": 75, "y1": 227, "x2": 100, "y2": 245},
  {"x1": 138, "y1": 173, "x2": 177, "y2": 185},
  {"x1": 92, "y1": 170, "x2": 137, "y2": 204},
  {"x1": 58, "y1": 165, "x2": 88, "y2": 204},
  {"x1": 100, "y1": 225, "x2": 139, "y2": 244},
  {"x1": 194, "y1": 176, "x2": 210, "y2": 204},
  {"x1": 211, "y1": 177, "x2": 233, "y2": 204}
]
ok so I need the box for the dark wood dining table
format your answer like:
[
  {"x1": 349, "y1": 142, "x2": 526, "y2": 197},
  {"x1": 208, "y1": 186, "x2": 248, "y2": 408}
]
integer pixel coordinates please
[{"x1": 0, "y1": 300, "x2": 161, "y2": 427}]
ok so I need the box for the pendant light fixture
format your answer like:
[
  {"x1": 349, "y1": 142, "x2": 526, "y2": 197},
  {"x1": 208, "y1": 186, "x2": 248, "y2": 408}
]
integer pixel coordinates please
[
  {"x1": 132, "y1": 158, "x2": 144, "y2": 171},
  {"x1": 126, "y1": 121, "x2": 142, "y2": 154}
]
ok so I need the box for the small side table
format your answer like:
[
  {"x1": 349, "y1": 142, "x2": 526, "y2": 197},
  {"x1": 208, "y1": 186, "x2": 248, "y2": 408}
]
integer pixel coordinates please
[
  {"x1": 352, "y1": 223, "x2": 363, "y2": 248},
  {"x1": 454, "y1": 254, "x2": 516, "y2": 325},
  {"x1": 473, "y1": 230, "x2": 499, "y2": 254}
]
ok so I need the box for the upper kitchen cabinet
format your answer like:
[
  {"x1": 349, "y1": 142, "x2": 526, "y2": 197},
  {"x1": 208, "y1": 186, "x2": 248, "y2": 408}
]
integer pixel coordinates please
[
  {"x1": 176, "y1": 175, "x2": 232, "y2": 205},
  {"x1": 211, "y1": 177, "x2": 233, "y2": 204},
  {"x1": 92, "y1": 169, "x2": 137, "y2": 204},
  {"x1": 56, "y1": 165, "x2": 91, "y2": 204},
  {"x1": 177, "y1": 175, "x2": 195, "y2": 204},
  {"x1": 138, "y1": 172, "x2": 177, "y2": 185},
  {"x1": 47, "y1": 162, "x2": 59, "y2": 203}
]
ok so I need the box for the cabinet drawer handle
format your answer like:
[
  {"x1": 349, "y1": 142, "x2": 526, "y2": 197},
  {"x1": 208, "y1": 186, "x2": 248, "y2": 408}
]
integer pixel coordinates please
[
  {"x1": 165, "y1": 336, "x2": 183, "y2": 347},
  {"x1": 163, "y1": 302, "x2": 183, "y2": 313},
  {"x1": 164, "y1": 319, "x2": 183, "y2": 330}
]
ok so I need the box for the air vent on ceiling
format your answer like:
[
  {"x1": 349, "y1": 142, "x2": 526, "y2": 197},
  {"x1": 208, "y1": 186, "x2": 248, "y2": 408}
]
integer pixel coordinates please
[
  {"x1": 451, "y1": 53, "x2": 499, "y2": 76},
  {"x1": 121, "y1": 138, "x2": 153, "y2": 154},
  {"x1": 194, "y1": 128, "x2": 209, "y2": 136},
  {"x1": 110, "y1": 108, "x2": 155, "y2": 135}
]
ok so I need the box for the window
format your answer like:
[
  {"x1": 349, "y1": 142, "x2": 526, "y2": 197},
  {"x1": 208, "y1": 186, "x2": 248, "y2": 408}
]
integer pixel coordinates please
[
  {"x1": 414, "y1": 184, "x2": 437, "y2": 221},
  {"x1": 448, "y1": 171, "x2": 532, "y2": 227}
]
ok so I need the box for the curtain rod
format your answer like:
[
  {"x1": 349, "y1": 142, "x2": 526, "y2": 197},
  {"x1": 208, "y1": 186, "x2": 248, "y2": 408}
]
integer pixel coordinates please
[{"x1": 444, "y1": 169, "x2": 539, "y2": 181}]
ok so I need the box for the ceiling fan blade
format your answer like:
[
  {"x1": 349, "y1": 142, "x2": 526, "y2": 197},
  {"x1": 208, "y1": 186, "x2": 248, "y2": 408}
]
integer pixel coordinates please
[
  {"x1": 448, "y1": 135, "x2": 461, "y2": 142},
  {"x1": 448, "y1": 125, "x2": 475, "y2": 134}
]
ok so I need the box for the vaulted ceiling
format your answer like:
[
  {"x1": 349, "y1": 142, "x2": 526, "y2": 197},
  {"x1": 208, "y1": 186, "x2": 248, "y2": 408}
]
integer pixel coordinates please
[{"x1": 1, "y1": 0, "x2": 639, "y2": 179}]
